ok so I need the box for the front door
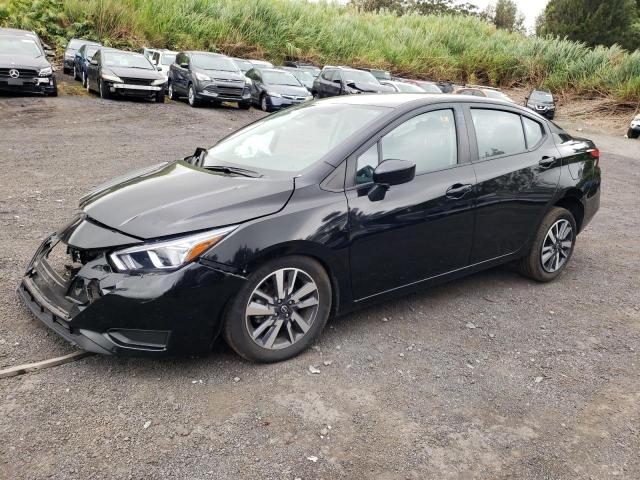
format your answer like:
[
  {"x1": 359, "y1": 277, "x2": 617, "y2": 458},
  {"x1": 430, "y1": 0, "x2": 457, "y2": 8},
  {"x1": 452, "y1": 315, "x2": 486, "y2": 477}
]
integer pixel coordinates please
[
  {"x1": 465, "y1": 106, "x2": 561, "y2": 263},
  {"x1": 346, "y1": 106, "x2": 477, "y2": 301}
]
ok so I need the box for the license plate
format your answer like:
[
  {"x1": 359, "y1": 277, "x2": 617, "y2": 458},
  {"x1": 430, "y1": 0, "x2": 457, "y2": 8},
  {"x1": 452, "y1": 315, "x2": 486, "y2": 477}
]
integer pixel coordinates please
[{"x1": 7, "y1": 78, "x2": 24, "y2": 85}]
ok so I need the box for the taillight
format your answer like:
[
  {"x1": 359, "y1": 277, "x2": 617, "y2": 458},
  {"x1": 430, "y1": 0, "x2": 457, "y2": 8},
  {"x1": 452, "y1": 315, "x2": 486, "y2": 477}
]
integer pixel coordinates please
[{"x1": 588, "y1": 148, "x2": 600, "y2": 167}]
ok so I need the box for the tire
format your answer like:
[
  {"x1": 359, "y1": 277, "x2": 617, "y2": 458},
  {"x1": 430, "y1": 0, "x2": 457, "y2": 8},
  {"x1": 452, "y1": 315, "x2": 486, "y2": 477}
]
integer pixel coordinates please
[
  {"x1": 99, "y1": 79, "x2": 111, "y2": 100},
  {"x1": 167, "y1": 81, "x2": 178, "y2": 101},
  {"x1": 187, "y1": 84, "x2": 200, "y2": 107},
  {"x1": 517, "y1": 207, "x2": 577, "y2": 282},
  {"x1": 82, "y1": 71, "x2": 87, "y2": 88},
  {"x1": 260, "y1": 94, "x2": 270, "y2": 112},
  {"x1": 628, "y1": 128, "x2": 639, "y2": 139},
  {"x1": 155, "y1": 91, "x2": 165, "y2": 103},
  {"x1": 73, "y1": 65, "x2": 79, "y2": 81},
  {"x1": 238, "y1": 100, "x2": 251, "y2": 110},
  {"x1": 223, "y1": 256, "x2": 332, "y2": 363},
  {"x1": 48, "y1": 87, "x2": 58, "y2": 97},
  {"x1": 63, "y1": 66, "x2": 70, "y2": 75}
]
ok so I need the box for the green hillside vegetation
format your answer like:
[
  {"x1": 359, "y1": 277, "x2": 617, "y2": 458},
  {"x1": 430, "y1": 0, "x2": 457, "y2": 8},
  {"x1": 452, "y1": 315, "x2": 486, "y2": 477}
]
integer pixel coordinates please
[{"x1": 1, "y1": 0, "x2": 640, "y2": 103}]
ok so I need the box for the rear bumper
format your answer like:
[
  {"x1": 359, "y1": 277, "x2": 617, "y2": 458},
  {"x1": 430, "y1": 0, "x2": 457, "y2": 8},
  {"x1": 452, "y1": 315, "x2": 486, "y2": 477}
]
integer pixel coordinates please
[
  {"x1": 581, "y1": 170, "x2": 601, "y2": 231},
  {"x1": 17, "y1": 229, "x2": 247, "y2": 356}
]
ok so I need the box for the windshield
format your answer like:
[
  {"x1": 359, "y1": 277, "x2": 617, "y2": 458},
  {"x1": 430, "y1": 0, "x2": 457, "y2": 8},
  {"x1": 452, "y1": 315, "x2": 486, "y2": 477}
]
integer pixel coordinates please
[
  {"x1": 342, "y1": 70, "x2": 379, "y2": 85},
  {"x1": 67, "y1": 39, "x2": 84, "y2": 51},
  {"x1": 192, "y1": 54, "x2": 238, "y2": 71},
  {"x1": 233, "y1": 59, "x2": 253, "y2": 72},
  {"x1": 485, "y1": 90, "x2": 513, "y2": 102},
  {"x1": 530, "y1": 91, "x2": 553, "y2": 102},
  {"x1": 104, "y1": 51, "x2": 154, "y2": 69},
  {"x1": 85, "y1": 45, "x2": 99, "y2": 59},
  {"x1": 299, "y1": 66, "x2": 320, "y2": 77},
  {"x1": 371, "y1": 70, "x2": 392, "y2": 80},
  {"x1": 263, "y1": 70, "x2": 301, "y2": 86},
  {"x1": 251, "y1": 60, "x2": 274, "y2": 68},
  {"x1": 203, "y1": 103, "x2": 389, "y2": 173},
  {"x1": 420, "y1": 84, "x2": 442, "y2": 93},
  {"x1": 290, "y1": 70, "x2": 314, "y2": 85},
  {"x1": 0, "y1": 37, "x2": 41, "y2": 57},
  {"x1": 395, "y1": 82, "x2": 426, "y2": 93},
  {"x1": 161, "y1": 53, "x2": 176, "y2": 65}
]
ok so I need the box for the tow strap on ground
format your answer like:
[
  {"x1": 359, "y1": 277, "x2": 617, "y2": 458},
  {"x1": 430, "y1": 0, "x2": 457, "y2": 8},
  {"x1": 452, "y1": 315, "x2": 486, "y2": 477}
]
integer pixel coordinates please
[{"x1": 0, "y1": 351, "x2": 93, "y2": 379}]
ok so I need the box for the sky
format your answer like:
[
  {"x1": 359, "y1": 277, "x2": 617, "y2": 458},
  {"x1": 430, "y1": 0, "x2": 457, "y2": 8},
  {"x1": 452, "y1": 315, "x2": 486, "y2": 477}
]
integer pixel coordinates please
[{"x1": 460, "y1": 0, "x2": 549, "y2": 32}]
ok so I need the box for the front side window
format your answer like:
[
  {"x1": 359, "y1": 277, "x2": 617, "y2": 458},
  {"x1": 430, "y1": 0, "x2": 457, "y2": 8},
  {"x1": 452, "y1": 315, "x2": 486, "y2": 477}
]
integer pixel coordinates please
[
  {"x1": 355, "y1": 144, "x2": 379, "y2": 185},
  {"x1": 161, "y1": 53, "x2": 176, "y2": 66},
  {"x1": 471, "y1": 109, "x2": 526, "y2": 159},
  {"x1": 85, "y1": 46, "x2": 99, "y2": 59},
  {"x1": 380, "y1": 110, "x2": 458, "y2": 174},
  {"x1": 203, "y1": 103, "x2": 389, "y2": 173}
]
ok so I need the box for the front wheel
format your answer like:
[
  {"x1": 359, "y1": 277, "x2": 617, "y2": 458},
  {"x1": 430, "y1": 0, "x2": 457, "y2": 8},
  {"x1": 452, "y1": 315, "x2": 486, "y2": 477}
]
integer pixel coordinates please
[
  {"x1": 628, "y1": 128, "x2": 639, "y2": 139},
  {"x1": 518, "y1": 207, "x2": 577, "y2": 282},
  {"x1": 260, "y1": 94, "x2": 270, "y2": 112},
  {"x1": 99, "y1": 79, "x2": 111, "y2": 100},
  {"x1": 223, "y1": 256, "x2": 332, "y2": 363},
  {"x1": 82, "y1": 71, "x2": 87, "y2": 88},
  {"x1": 187, "y1": 84, "x2": 200, "y2": 107}
]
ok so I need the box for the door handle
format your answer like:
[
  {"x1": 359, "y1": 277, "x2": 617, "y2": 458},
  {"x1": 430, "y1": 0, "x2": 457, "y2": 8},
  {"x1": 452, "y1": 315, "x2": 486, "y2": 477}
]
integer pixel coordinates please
[
  {"x1": 539, "y1": 156, "x2": 556, "y2": 168},
  {"x1": 446, "y1": 183, "x2": 473, "y2": 199}
]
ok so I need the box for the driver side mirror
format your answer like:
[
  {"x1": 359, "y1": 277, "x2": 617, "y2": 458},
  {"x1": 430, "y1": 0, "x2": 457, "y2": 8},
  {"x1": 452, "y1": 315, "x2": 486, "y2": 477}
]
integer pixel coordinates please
[
  {"x1": 157, "y1": 66, "x2": 163, "y2": 71},
  {"x1": 368, "y1": 159, "x2": 416, "y2": 202},
  {"x1": 90, "y1": 59, "x2": 98, "y2": 66},
  {"x1": 45, "y1": 49, "x2": 55, "y2": 58},
  {"x1": 180, "y1": 62, "x2": 189, "y2": 69}
]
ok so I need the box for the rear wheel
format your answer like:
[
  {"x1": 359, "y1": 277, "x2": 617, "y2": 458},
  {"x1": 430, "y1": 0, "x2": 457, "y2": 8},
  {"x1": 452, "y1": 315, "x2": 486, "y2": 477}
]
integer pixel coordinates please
[
  {"x1": 518, "y1": 207, "x2": 577, "y2": 282},
  {"x1": 224, "y1": 256, "x2": 332, "y2": 363},
  {"x1": 628, "y1": 128, "x2": 639, "y2": 139}
]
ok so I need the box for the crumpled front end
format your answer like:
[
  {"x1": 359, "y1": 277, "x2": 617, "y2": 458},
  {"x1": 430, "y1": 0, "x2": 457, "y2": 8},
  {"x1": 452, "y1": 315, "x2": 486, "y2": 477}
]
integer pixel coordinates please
[{"x1": 17, "y1": 216, "x2": 246, "y2": 356}]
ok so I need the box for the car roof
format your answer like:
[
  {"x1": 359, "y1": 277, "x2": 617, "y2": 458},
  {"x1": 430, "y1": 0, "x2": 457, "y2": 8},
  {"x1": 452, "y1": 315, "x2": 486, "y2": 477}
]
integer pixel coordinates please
[
  {"x1": 317, "y1": 93, "x2": 525, "y2": 110},
  {"x1": 185, "y1": 51, "x2": 226, "y2": 56}
]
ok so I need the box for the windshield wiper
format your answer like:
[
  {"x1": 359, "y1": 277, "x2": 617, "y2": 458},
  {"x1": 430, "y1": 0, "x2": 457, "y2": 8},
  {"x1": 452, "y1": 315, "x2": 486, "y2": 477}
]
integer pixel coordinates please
[{"x1": 204, "y1": 165, "x2": 262, "y2": 178}]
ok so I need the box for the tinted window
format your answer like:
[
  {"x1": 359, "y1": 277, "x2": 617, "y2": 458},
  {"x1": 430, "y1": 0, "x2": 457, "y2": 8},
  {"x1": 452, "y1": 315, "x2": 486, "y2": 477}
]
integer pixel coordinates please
[
  {"x1": 321, "y1": 69, "x2": 334, "y2": 81},
  {"x1": 381, "y1": 110, "x2": 458, "y2": 174},
  {"x1": 523, "y1": 117, "x2": 544, "y2": 148},
  {"x1": 355, "y1": 144, "x2": 379, "y2": 185},
  {"x1": 471, "y1": 109, "x2": 526, "y2": 159}
]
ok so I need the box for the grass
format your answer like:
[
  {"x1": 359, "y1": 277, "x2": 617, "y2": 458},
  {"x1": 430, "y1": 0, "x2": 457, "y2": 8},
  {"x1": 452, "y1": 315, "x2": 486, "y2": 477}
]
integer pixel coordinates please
[{"x1": 1, "y1": 0, "x2": 640, "y2": 103}]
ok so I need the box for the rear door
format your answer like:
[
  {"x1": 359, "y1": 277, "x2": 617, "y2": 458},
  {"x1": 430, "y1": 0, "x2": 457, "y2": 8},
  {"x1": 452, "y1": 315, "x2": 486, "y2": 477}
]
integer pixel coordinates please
[
  {"x1": 465, "y1": 105, "x2": 561, "y2": 263},
  {"x1": 346, "y1": 105, "x2": 477, "y2": 300}
]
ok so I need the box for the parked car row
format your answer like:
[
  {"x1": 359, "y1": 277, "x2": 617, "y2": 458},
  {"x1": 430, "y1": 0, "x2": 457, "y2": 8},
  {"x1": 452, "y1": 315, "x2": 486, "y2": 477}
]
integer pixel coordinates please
[{"x1": 0, "y1": 28, "x2": 58, "y2": 96}]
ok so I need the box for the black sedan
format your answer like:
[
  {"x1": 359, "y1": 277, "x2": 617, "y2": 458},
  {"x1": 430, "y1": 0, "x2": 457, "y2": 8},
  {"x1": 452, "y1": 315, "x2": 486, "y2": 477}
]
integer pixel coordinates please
[
  {"x1": 0, "y1": 34, "x2": 57, "y2": 96},
  {"x1": 86, "y1": 49, "x2": 166, "y2": 102},
  {"x1": 17, "y1": 95, "x2": 601, "y2": 362},
  {"x1": 246, "y1": 67, "x2": 312, "y2": 111},
  {"x1": 526, "y1": 90, "x2": 556, "y2": 119}
]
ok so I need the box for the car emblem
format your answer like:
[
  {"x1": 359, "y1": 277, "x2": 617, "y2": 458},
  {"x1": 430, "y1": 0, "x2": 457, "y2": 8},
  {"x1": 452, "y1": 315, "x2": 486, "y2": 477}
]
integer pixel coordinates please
[{"x1": 9, "y1": 69, "x2": 20, "y2": 79}]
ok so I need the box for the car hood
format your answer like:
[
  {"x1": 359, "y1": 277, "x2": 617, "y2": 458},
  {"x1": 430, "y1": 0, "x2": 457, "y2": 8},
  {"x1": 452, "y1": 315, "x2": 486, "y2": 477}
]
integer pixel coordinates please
[
  {"x1": 348, "y1": 81, "x2": 393, "y2": 93},
  {"x1": 106, "y1": 66, "x2": 164, "y2": 80},
  {"x1": 79, "y1": 161, "x2": 294, "y2": 239},
  {"x1": 265, "y1": 83, "x2": 310, "y2": 96},
  {"x1": 0, "y1": 54, "x2": 50, "y2": 70},
  {"x1": 200, "y1": 69, "x2": 245, "y2": 82}
]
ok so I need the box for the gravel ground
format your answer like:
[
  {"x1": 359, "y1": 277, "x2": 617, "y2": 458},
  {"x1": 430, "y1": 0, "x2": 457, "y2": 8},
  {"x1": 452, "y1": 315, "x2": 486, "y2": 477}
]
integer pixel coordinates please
[{"x1": 1, "y1": 77, "x2": 639, "y2": 480}]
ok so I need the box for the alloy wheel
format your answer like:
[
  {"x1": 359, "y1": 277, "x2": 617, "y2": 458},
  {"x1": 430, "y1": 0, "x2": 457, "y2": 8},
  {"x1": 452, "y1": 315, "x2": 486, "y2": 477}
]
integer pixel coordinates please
[
  {"x1": 82, "y1": 71, "x2": 86, "y2": 87},
  {"x1": 73, "y1": 65, "x2": 77, "y2": 80},
  {"x1": 188, "y1": 86, "x2": 195, "y2": 106},
  {"x1": 541, "y1": 219, "x2": 573, "y2": 273},
  {"x1": 168, "y1": 83, "x2": 174, "y2": 99},
  {"x1": 245, "y1": 268, "x2": 320, "y2": 350},
  {"x1": 261, "y1": 96, "x2": 268, "y2": 111}
]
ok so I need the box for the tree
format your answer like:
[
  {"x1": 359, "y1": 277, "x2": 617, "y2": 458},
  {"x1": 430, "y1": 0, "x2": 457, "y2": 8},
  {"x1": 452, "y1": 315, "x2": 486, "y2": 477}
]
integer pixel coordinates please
[
  {"x1": 483, "y1": 0, "x2": 525, "y2": 33},
  {"x1": 350, "y1": 0, "x2": 481, "y2": 16},
  {"x1": 537, "y1": 0, "x2": 640, "y2": 51}
]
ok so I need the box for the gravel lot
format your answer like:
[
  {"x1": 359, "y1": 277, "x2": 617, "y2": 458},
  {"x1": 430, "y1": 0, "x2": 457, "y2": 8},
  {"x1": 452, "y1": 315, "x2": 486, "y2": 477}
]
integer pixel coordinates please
[{"x1": 1, "y1": 77, "x2": 639, "y2": 480}]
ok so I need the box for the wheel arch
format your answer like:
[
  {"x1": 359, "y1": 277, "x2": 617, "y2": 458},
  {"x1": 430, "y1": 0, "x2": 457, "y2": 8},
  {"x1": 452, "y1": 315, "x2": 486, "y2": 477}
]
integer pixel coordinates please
[
  {"x1": 554, "y1": 190, "x2": 585, "y2": 232},
  {"x1": 242, "y1": 240, "x2": 346, "y2": 318}
]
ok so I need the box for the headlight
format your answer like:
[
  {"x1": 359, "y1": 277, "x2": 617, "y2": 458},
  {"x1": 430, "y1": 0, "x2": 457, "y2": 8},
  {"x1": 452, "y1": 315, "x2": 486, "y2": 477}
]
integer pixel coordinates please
[
  {"x1": 267, "y1": 91, "x2": 282, "y2": 98},
  {"x1": 38, "y1": 67, "x2": 53, "y2": 77},
  {"x1": 245, "y1": 77, "x2": 253, "y2": 85},
  {"x1": 101, "y1": 73, "x2": 123, "y2": 83},
  {"x1": 64, "y1": 52, "x2": 74, "y2": 59},
  {"x1": 109, "y1": 226, "x2": 236, "y2": 273},
  {"x1": 151, "y1": 78, "x2": 166, "y2": 85},
  {"x1": 195, "y1": 72, "x2": 211, "y2": 81}
]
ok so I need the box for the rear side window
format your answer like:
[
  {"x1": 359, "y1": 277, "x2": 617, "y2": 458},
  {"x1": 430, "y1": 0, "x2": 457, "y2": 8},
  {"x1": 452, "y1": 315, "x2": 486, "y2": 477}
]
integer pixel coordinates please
[
  {"x1": 381, "y1": 109, "x2": 457, "y2": 174},
  {"x1": 471, "y1": 109, "x2": 526, "y2": 159},
  {"x1": 522, "y1": 117, "x2": 544, "y2": 148}
]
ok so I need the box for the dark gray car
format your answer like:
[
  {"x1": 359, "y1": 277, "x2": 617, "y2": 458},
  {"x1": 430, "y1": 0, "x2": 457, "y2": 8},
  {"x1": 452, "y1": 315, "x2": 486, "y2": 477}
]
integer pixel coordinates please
[
  {"x1": 312, "y1": 66, "x2": 393, "y2": 98},
  {"x1": 525, "y1": 90, "x2": 556, "y2": 120},
  {"x1": 168, "y1": 51, "x2": 252, "y2": 109}
]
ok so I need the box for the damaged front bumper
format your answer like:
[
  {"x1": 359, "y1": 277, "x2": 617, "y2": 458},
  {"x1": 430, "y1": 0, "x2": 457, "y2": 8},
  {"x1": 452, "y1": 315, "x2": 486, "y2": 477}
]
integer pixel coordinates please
[{"x1": 17, "y1": 219, "x2": 246, "y2": 356}]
